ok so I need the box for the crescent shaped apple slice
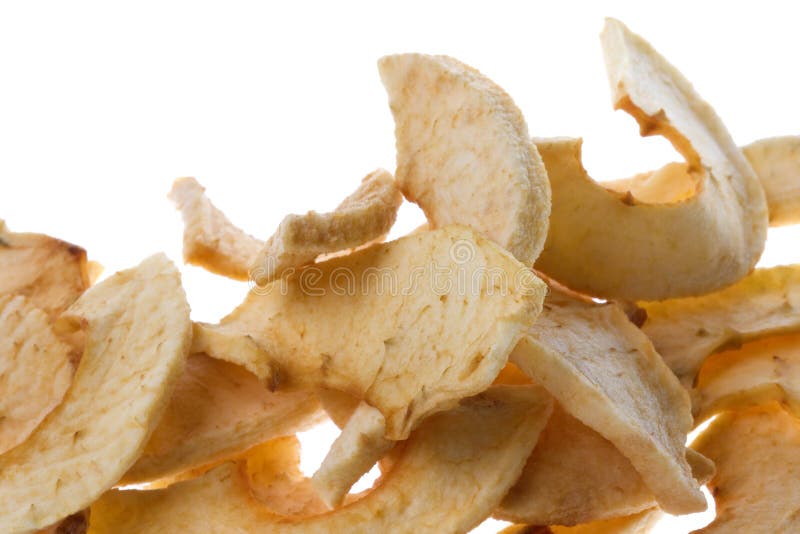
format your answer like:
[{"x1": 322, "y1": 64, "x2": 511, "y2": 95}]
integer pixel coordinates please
[
  {"x1": 88, "y1": 386, "x2": 553, "y2": 534},
  {"x1": 0, "y1": 254, "x2": 191, "y2": 531},
  {"x1": 534, "y1": 19, "x2": 768, "y2": 301},
  {"x1": 379, "y1": 53, "x2": 551, "y2": 265}
]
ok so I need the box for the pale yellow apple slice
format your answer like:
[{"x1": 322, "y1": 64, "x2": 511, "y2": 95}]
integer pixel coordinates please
[
  {"x1": 379, "y1": 53, "x2": 550, "y2": 264},
  {"x1": 534, "y1": 19, "x2": 768, "y2": 300},
  {"x1": 640, "y1": 265, "x2": 800, "y2": 387},
  {"x1": 692, "y1": 404, "x2": 800, "y2": 533},
  {"x1": 0, "y1": 254, "x2": 191, "y2": 531}
]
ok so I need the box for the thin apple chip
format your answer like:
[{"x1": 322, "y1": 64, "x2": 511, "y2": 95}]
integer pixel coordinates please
[
  {"x1": 0, "y1": 295, "x2": 78, "y2": 455},
  {"x1": 89, "y1": 386, "x2": 553, "y2": 534},
  {"x1": 743, "y1": 136, "x2": 800, "y2": 226},
  {"x1": 191, "y1": 321, "x2": 278, "y2": 390},
  {"x1": 168, "y1": 177, "x2": 264, "y2": 280},
  {"x1": 0, "y1": 254, "x2": 191, "y2": 531},
  {"x1": 694, "y1": 333, "x2": 800, "y2": 424},
  {"x1": 496, "y1": 404, "x2": 712, "y2": 525},
  {"x1": 534, "y1": 19, "x2": 768, "y2": 300},
  {"x1": 0, "y1": 223, "x2": 90, "y2": 318},
  {"x1": 252, "y1": 168, "x2": 403, "y2": 284},
  {"x1": 121, "y1": 353, "x2": 324, "y2": 485},
  {"x1": 215, "y1": 225, "x2": 546, "y2": 440},
  {"x1": 641, "y1": 265, "x2": 800, "y2": 387},
  {"x1": 312, "y1": 401, "x2": 394, "y2": 508},
  {"x1": 692, "y1": 404, "x2": 800, "y2": 533},
  {"x1": 500, "y1": 508, "x2": 664, "y2": 534},
  {"x1": 497, "y1": 403, "x2": 651, "y2": 525},
  {"x1": 511, "y1": 289, "x2": 704, "y2": 514},
  {"x1": 379, "y1": 54, "x2": 551, "y2": 264}
]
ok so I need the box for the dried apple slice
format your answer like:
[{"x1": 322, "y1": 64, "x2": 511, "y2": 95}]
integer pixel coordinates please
[
  {"x1": 379, "y1": 53, "x2": 551, "y2": 264},
  {"x1": 0, "y1": 295, "x2": 79, "y2": 455},
  {"x1": 510, "y1": 289, "x2": 704, "y2": 514},
  {"x1": 0, "y1": 222, "x2": 90, "y2": 318},
  {"x1": 743, "y1": 135, "x2": 800, "y2": 226},
  {"x1": 693, "y1": 333, "x2": 800, "y2": 423},
  {"x1": 89, "y1": 386, "x2": 553, "y2": 534},
  {"x1": 168, "y1": 177, "x2": 263, "y2": 281},
  {"x1": 534, "y1": 19, "x2": 768, "y2": 300},
  {"x1": 252, "y1": 168, "x2": 403, "y2": 284},
  {"x1": 0, "y1": 254, "x2": 191, "y2": 531},
  {"x1": 121, "y1": 354, "x2": 324, "y2": 485},
  {"x1": 213, "y1": 225, "x2": 545, "y2": 440},
  {"x1": 692, "y1": 404, "x2": 800, "y2": 533},
  {"x1": 641, "y1": 265, "x2": 800, "y2": 387},
  {"x1": 495, "y1": 404, "x2": 712, "y2": 525},
  {"x1": 169, "y1": 171, "x2": 402, "y2": 284},
  {"x1": 311, "y1": 401, "x2": 393, "y2": 508},
  {"x1": 191, "y1": 321, "x2": 278, "y2": 390}
]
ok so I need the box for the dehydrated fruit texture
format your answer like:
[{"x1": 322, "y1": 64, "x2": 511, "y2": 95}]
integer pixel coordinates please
[
  {"x1": 89, "y1": 386, "x2": 553, "y2": 534},
  {"x1": 379, "y1": 53, "x2": 551, "y2": 264},
  {"x1": 0, "y1": 254, "x2": 191, "y2": 531},
  {"x1": 534, "y1": 19, "x2": 768, "y2": 300}
]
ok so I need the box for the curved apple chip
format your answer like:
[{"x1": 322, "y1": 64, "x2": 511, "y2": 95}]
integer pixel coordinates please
[
  {"x1": 641, "y1": 265, "x2": 800, "y2": 387},
  {"x1": 215, "y1": 225, "x2": 546, "y2": 440},
  {"x1": 534, "y1": 19, "x2": 768, "y2": 300},
  {"x1": 379, "y1": 53, "x2": 551, "y2": 264},
  {"x1": 510, "y1": 289, "x2": 704, "y2": 514},
  {"x1": 500, "y1": 508, "x2": 664, "y2": 534},
  {"x1": 496, "y1": 404, "x2": 713, "y2": 525},
  {"x1": 191, "y1": 321, "x2": 278, "y2": 390},
  {"x1": 693, "y1": 333, "x2": 800, "y2": 424},
  {"x1": 0, "y1": 295, "x2": 79, "y2": 455},
  {"x1": 311, "y1": 401, "x2": 393, "y2": 508},
  {"x1": 89, "y1": 386, "x2": 553, "y2": 534},
  {"x1": 252, "y1": 168, "x2": 403, "y2": 284},
  {"x1": 121, "y1": 354, "x2": 324, "y2": 485},
  {"x1": 0, "y1": 222, "x2": 90, "y2": 318},
  {"x1": 168, "y1": 177, "x2": 264, "y2": 281},
  {"x1": 743, "y1": 136, "x2": 800, "y2": 226},
  {"x1": 692, "y1": 404, "x2": 800, "y2": 533},
  {"x1": 0, "y1": 254, "x2": 191, "y2": 531}
]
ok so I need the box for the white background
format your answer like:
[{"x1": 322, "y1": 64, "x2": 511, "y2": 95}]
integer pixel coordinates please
[{"x1": 1, "y1": 1, "x2": 798, "y2": 532}]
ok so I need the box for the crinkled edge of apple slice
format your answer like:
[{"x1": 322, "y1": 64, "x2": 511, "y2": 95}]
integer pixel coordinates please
[{"x1": 534, "y1": 19, "x2": 768, "y2": 300}]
